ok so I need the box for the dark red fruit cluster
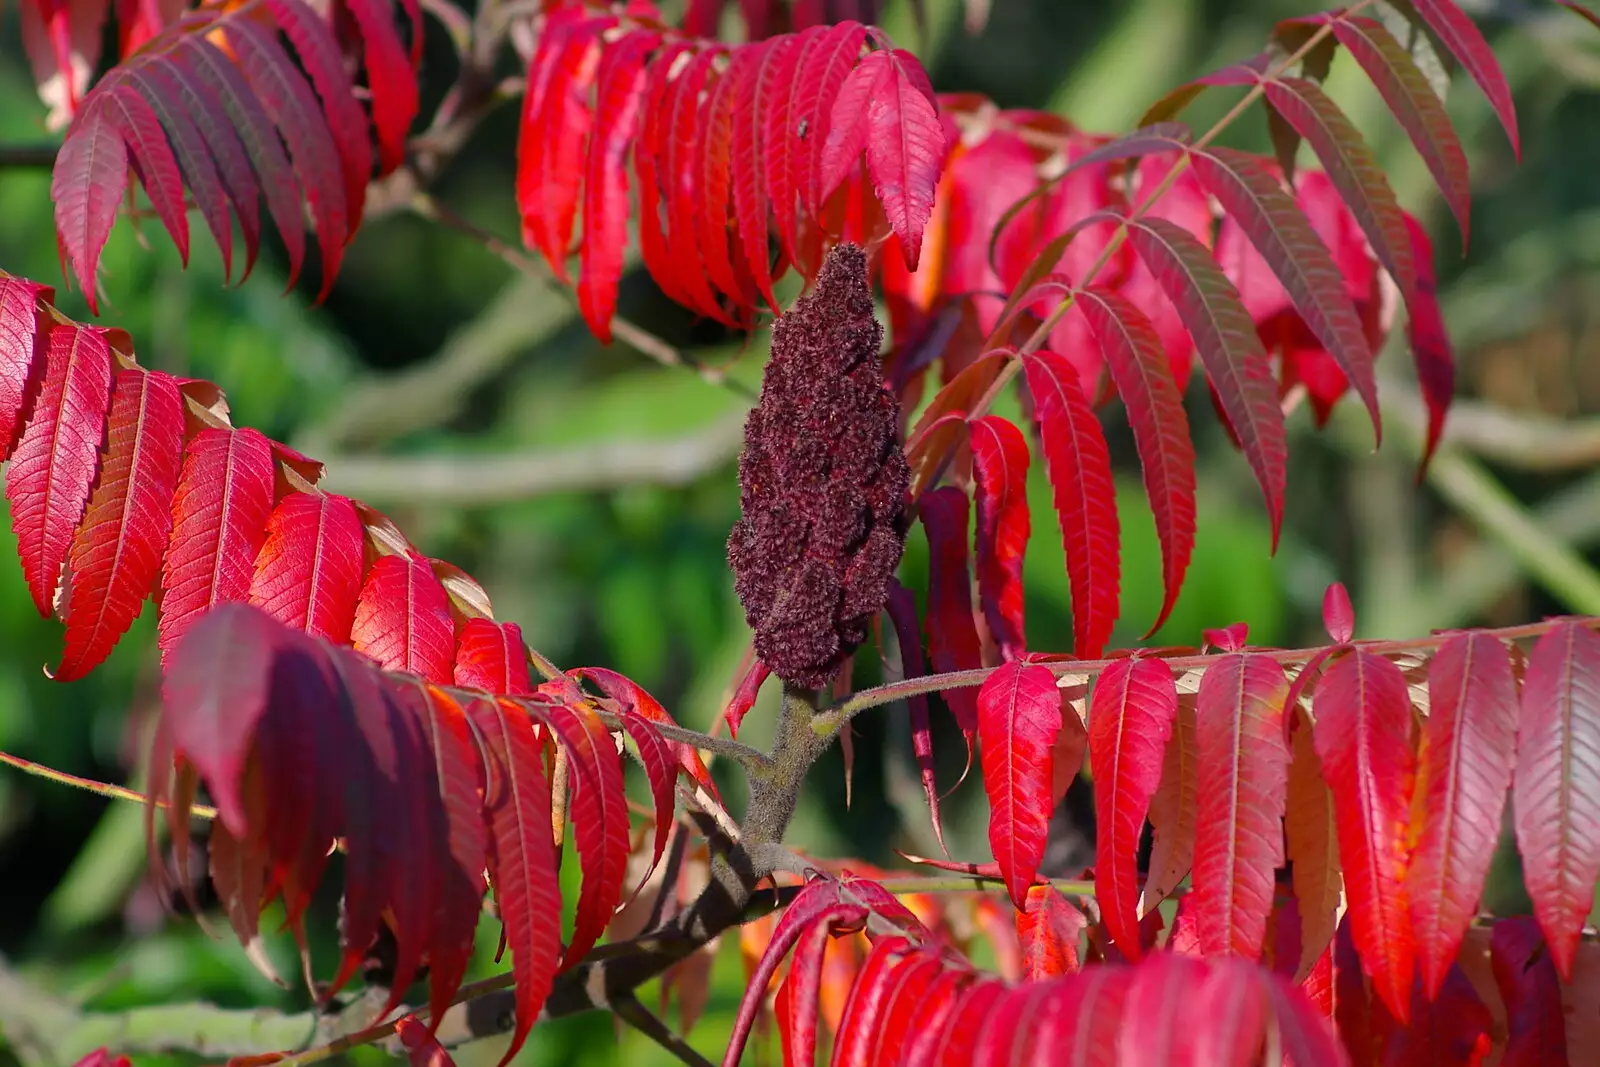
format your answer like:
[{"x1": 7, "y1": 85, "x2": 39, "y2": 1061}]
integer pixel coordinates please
[{"x1": 727, "y1": 244, "x2": 910, "y2": 691}]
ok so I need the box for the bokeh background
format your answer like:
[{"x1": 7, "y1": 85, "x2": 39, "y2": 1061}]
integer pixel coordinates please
[{"x1": 1, "y1": 0, "x2": 1599, "y2": 1062}]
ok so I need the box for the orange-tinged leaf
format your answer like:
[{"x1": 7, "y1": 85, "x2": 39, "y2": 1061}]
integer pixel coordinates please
[
  {"x1": 350, "y1": 553, "x2": 456, "y2": 683},
  {"x1": 968, "y1": 414, "x2": 1030, "y2": 661},
  {"x1": 1409, "y1": 631, "x2": 1516, "y2": 998},
  {"x1": 1089, "y1": 655, "x2": 1177, "y2": 959},
  {"x1": 1022, "y1": 351, "x2": 1119, "y2": 659},
  {"x1": 1192, "y1": 653, "x2": 1291, "y2": 960},
  {"x1": 1512, "y1": 621, "x2": 1600, "y2": 980},
  {"x1": 1313, "y1": 648, "x2": 1416, "y2": 1019},
  {"x1": 1190, "y1": 146, "x2": 1381, "y2": 446},
  {"x1": 55, "y1": 368, "x2": 184, "y2": 680},
  {"x1": 1076, "y1": 286, "x2": 1195, "y2": 636},
  {"x1": 1141, "y1": 691, "x2": 1197, "y2": 917},
  {"x1": 247, "y1": 491, "x2": 365, "y2": 645},
  {"x1": 7, "y1": 323, "x2": 113, "y2": 618},
  {"x1": 1125, "y1": 217, "x2": 1286, "y2": 547},
  {"x1": 1286, "y1": 704, "x2": 1341, "y2": 983},
  {"x1": 397, "y1": 1014, "x2": 456, "y2": 1067},
  {"x1": 465, "y1": 697, "x2": 561, "y2": 1067},
  {"x1": 978, "y1": 660, "x2": 1062, "y2": 908},
  {"x1": 1018, "y1": 884, "x2": 1087, "y2": 978}
]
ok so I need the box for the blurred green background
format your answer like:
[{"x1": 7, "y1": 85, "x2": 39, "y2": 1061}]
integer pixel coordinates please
[{"x1": 2, "y1": 0, "x2": 1599, "y2": 1063}]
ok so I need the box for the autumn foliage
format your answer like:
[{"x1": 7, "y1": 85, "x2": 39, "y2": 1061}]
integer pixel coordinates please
[{"x1": 3, "y1": 0, "x2": 1600, "y2": 1064}]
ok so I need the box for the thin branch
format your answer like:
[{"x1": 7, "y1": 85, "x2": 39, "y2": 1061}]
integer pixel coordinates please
[
  {"x1": 315, "y1": 412, "x2": 748, "y2": 506},
  {"x1": 0, "y1": 143, "x2": 59, "y2": 168},
  {"x1": 0, "y1": 749, "x2": 218, "y2": 819},
  {"x1": 613, "y1": 995, "x2": 716, "y2": 1067},
  {"x1": 1390, "y1": 389, "x2": 1600, "y2": 471},
  {"x1": 818, "y1": 614, "x2": 1600, "y2": 732},
  {"x1": 408, "y1": 192, "x2": 753, "y2": 396}
]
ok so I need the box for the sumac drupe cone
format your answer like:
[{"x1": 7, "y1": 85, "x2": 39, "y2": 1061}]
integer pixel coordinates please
[{"x1": 727, "y1": 244, "x2": 910, "y2": 691}]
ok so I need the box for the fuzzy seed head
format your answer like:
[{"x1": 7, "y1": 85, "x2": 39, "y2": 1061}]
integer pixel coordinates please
[{"x1": 727, "y1": 244, "x2": 910, "y2": 690}]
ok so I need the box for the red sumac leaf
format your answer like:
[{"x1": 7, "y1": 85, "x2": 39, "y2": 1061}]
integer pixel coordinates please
[
  {"x1": 731, "y1": 36, "x2": 787, "y2": 313},
  {"x1": 350, "y1": 553, "x2": 456, "y2": 684},
  {"x1": 1126, "y1": 217, "x2": 1286, "y2": 547},
  {"x1": 799, "y1": 21, "x2": 868, "y2": 220},
  {"x1": 921, "y1": 486, "x2": 983, "y2": 743},
  {"x1": 1018, "y1": 884, "x2": 1086, "y2": 978},
  {"x1": 1077, "y1": 286, "x2": 1195, "y2": 636},
  {"x1": 575, "y1": 666, "x2": 719, "y2": 802},
  {"x1": 465, "y1": 697, "x2": 561, "y2": 1067},
  {"x1": 1023, "y1": 350, "x2": 1119, "y2": 659},
  {"x1": 724, "y1": 877, "x2": 869, "y2": 1067},
  {"x1": 1118, "y1": 953, "x2": 1213, "y2": 1067},
  {"x1": 1314, "y1": 649, "x2": 1417, "y2": 1019},
  {"x1": 1089, "y1": 655, "x2": 1177, "y2": 959},
  {"x1": 1192, "y1": 653, "x2": 1291, "y2": 960},
  {"x1": 55, "y1": 368, "x2": 185, "y2": 680},
  {"x1": 1141, "y1": 691, "x2": 1197, "y2": 916},
  {"x1": 1409, "y1": 631, "x2": 1516, "y2": 998},
  {"x1": 341, "y1": 0, "x2": 418, "y2": 176},
  {"x1": 978, "y1": 660, "x2": 1062, "y2": 908},
  {"x1": 0, "y1": 277, "x2": 47, "y2": 460},
  {"x1": 852, "y1": 49, "x2": 946, "y2": 270},
  {"x1": 1191, "y1": 146, "x2": 1381, "y2": 445},
  {"x1": 968, "y1": 414, "x2": 1029, "y2": 661},
  {"x1": 1320, "y1": 14, "x2": 1471, "y2": 245},
  {"x1": 887, "y1": 578, "x2": 945, "y2": 851},
  {"x1": 1286, "y1": 705, "x2": 1340, "y2": 982},
  {"x1": 1491, "y1": 916, "x2": 1571, "y2": 1067},
  {"x1": 530, "y1": 699, "x2": 629, "y2": 970},
  {"x1": 248, "y1": 491, "x2": 365, "y2": 645},
  {"x1": 397, "y1": 1014, "x2": 456, "y2": 1067},
  {"x1": 453, "y1": 617, "x2": 533, "y2": 695},
  {"x1": 1403, "y1": 214, "x2": 1454, "y2": 473},
  {"x1": 51, "y1": 110, "x2": 128, "y2": 308},
  {"x1": 1323, "y1": 581, "x2": 1354, "y2": 644},
  {"x1": 1407, "y1": 0, "x2": 1519, "y2": 158},
  {"x1": 1512, "y1": 620, "x2": 1600, "y2": 980},
  {"x1": 8, "y1": 324, "x2": 113, "y2": 618},
  {"x1": 578, "y1": 30, "x2": 656, "y2": 341},
  {"x1": 158, "y1": 427, "x2": 276, "y2": 659}
]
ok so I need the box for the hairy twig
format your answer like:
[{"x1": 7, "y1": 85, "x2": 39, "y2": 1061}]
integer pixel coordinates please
[{"x1": 819, "y1": 614, "x2": 1600, "y2": 732}]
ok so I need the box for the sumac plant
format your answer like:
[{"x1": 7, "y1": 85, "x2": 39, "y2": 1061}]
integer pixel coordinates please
[{"x1": 1, "y1": 0, "x2": 1598, "y2": 1063}]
